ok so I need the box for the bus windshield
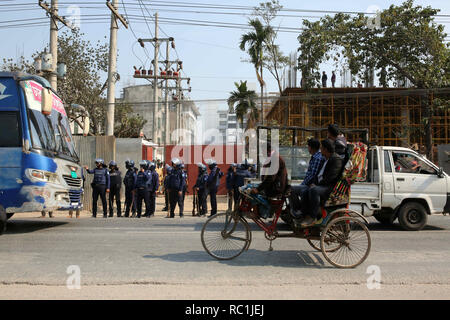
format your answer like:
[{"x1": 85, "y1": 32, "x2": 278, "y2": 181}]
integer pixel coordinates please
[{"x1": 21, "y1": 80, "x2": 79, "y2": 162}]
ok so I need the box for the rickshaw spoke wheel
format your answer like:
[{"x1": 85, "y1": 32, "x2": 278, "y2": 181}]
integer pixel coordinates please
[
  {"x1": 321, "y1": 216, "x2": 371, "y2": 268},
  {"x1": 307, "y1": 237, "x2": 343, "y2": 252},
  {"x1": 201, "y1": 212, "x2": 251, "y2": 260}
]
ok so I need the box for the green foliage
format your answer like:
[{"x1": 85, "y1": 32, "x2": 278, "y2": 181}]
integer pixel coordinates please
[
  {"x1": 297, "y1": 0, "x2": 450, "y2": 157},
  {"x1": 297, "y1": 0, "x2": 450, "y2": 89},
  {"x1": 114, "y1": 103, "x2": 147, "y2": 138},
  {"x1": 227, "y1": 81, "x2": 258, "y2": 129},
  {"x1": 1, "y1": 29, "x2": 146, "y2": 138},
  {"x1": 252, "y1": 0, "x2": 289, "y2": 94},
  {"x1": 240, "y1": 18, "x2": 272, "y2": 88}
]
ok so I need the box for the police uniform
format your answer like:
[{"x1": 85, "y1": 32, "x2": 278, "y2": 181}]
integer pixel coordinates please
[
  {"x1": 226, "y1": 165, "x2": 236, "y2": 212},
  {"x1": 194, "y1": 164, "x2": 208, "y2": 216},
  {"x1": 123, "y1": 164, "x2": 137, "y2": 217},
  {"x1": 163, "y1": 166, "x2": 173, "y2": 212},
  {"x1": 135, "y1": 164, "x2": 152, "y2": 218},
  {"x1": 87, "y1": 161, "x2": 110, "y2": 218},
  {"x1": 148, "y1": 163, "x2": 160, "y2": 217},
  {"x1": 108, "y1": 162, "x2": 122, "y2": 217},
  {"x1": 181, "y1": 168, "x2": 188, "y2": 214},
  {"x1": 168, "y1": 166, "x2": 185, "y2": 218},
  {"x1": 206, "y1": 161, "x2": 223, "y2": 216}
]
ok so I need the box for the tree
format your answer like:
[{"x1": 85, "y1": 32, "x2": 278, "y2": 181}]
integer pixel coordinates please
[
  {"x1": 297, "y1": 0, "x2": 450, "y2": 158},
  {"x1": 253, "y1": 0, "x2": 289, "y2": 94},
  {"x1": 1, "y1": 29, "x2": 147, "y2": 137},
  {"x1": 240, "y1": 18, "x2": 272, "y2": 124},
  {"x1": 227, "y1": 80, "x2": 259, "y2": 129},
  {"x1": 114, "y1": 103, "x2": 147, "y2": 138}
]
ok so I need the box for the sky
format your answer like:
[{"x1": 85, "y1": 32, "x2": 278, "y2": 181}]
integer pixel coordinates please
[{"x1": 1, "y1": 0, "x2": 450, "y2": 119}]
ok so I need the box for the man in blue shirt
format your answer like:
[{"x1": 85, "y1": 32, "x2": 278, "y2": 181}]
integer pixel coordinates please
[{"x1": 290, "y1": 138, "x2": 324, "y2": 218}]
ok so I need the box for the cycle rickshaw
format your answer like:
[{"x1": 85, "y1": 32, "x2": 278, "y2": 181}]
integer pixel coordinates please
[{"x1": 200, "y1": 142, "x2": 371, "y2": 268}]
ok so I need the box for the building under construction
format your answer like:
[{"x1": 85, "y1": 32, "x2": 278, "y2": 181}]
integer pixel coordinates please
[{"x1": 265, "y1": 87, "x2": 450, "y2": 149}]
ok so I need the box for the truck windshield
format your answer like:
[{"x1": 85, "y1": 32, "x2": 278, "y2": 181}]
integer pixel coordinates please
[{"x1": 21, "y1": 80, "x2": 79, "y2": 162}]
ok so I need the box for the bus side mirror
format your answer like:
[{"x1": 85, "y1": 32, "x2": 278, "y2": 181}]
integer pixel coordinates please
[
  {"x1": 83, "y1": 117, "x2": 90, "y2": 136},
  {"x1": 438, "y1": 167, "x2": 445, "y2": 178},
  {"x1": 41, "y1": 88, "x2": 53, "y2": 115}
]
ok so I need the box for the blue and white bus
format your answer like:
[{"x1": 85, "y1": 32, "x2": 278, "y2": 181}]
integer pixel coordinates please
[{"x1": 0, "y1": 72, "x2": 84, "y2": 233}]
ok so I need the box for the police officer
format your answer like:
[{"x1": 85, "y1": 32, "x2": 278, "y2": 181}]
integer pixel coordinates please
[
  {"x1": 194, "y1": 163, "x2": 208, "y2": 216},
  {"x1": 206, "y1": 159, "x2": 223, "y2": 217},
  {"x1": 180, "y1": 163, "x2": 188, "y2": 214},
  {"x1": 226, "y1": 163, "x2": 237, "y2": 213},
  {"x1": 135, "y1": 160, "x2": 152, "y2": 218},
  {"x1": 145, "y1": 161, "x2": 159, "y2": 218},
  {"x1": 148, "y1": 161, "x2": 159, "y2": 217},
  {"x1": 108, "y1": 160, "x2": 122, "y2": 217},
  {"x1": 162, "y1": 164, "x2": 172, "y2": 212},
  {"x1": 167, "y1": 158, "x2": 185, "y2": 218},
  {"x1": 123, "y1": 159, "x2": 137, "y2": 218},
  {"x1": 84, "y1": 158, "x2": 110, "y2": 218}
]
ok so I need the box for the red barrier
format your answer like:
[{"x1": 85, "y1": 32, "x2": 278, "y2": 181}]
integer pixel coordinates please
[{"x1": 164, "y1": 144, "x2": 244, "y2": 195}]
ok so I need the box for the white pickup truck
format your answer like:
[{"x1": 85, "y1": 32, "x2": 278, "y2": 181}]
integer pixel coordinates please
[
  {"x1": 345, "y1": 146, "x2": 449, "y2": 231},
  {"x1": 252, "y1": 145, "x2": 449, "y2": 231}
]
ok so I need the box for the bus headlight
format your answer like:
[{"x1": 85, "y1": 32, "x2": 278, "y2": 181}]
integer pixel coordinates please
[{"x1": 27, "y1": 169, "x2": 59, "y2": 183}]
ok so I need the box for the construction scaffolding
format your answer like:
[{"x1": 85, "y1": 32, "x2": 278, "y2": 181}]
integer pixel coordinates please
[{"x1": 266, "y1": 87, "x2": 450, "y2": 149}]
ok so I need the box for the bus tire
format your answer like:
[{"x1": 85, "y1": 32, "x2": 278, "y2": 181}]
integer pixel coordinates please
[{"x1": 398, "y1": 202, "x2": 427, "y2": 231}]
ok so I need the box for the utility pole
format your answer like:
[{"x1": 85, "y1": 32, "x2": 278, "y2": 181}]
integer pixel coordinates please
[
  {"x1": 153, "y1": 12, "x2": 159, "y2": 145},
  {"x1": 38, "y1": 0, "x2": 72, "y2": 91},
  {"x1": 164, "y1": 40, "x2": 170, "y2": 145},
  {"x1": 105, "y1": 0, "x2": 128, "y2": 136}
]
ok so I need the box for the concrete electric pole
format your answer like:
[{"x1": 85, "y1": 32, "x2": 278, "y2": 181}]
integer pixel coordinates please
[
  {"x1": 38, "y1": 0, "x2": 72, "y2": 91},
  {"x1": 105, "y1": 0, "x2": 128, "y2": 136}
]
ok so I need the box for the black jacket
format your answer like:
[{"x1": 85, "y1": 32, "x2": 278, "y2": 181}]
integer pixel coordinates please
[{"x1": 314, "y1": 153, "x2": 343, "y2": 187}]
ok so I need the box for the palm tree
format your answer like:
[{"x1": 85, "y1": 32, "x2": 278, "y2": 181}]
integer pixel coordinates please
[
  {"x1": 228, "y1": 81, "x2": 258, "y2": 158},
  {"x1": 240, "y1": 19, "x2": 273, "y2": 125},
  {"x1": 227, "y1": 81, "x2": 258, "y2": 130}
]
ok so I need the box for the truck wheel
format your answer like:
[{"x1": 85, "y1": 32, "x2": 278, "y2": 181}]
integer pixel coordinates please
[
  {"x1": 0, "y1": 208, "x2": 6, "y2": 235},
  {"x1": 374, "y1": 212, "x2": 396, "y2": 225},
  {"x1": 398, "y1": 202, "x2": 428, "y2": 231},
  {"x1": 6, "y1": 213, "x2": 14, "y2": 220}
]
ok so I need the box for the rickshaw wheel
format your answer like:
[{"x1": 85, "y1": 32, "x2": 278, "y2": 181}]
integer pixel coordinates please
[
  {"x1": 201, "y1": 212, "x2": 251, "y2": 261},
  {"x1": 320, "y1": 216, "x2": 371, "y2": 268}
]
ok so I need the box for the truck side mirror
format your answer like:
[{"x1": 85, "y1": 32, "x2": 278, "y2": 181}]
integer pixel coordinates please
[
  {"x1": 41, "y1": 88, "x2": 53, "y2": 115},
  {"x1": 437, "y1": 167, "x2": 445, "y2": 178},
  {"x1": 83, "y1": 117, "x2": 90, "y2": 136}
]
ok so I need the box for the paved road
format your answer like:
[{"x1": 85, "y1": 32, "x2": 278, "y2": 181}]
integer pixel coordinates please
[{"x1": 0, "y1": 212, "x2": 449, "y2": 299}]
